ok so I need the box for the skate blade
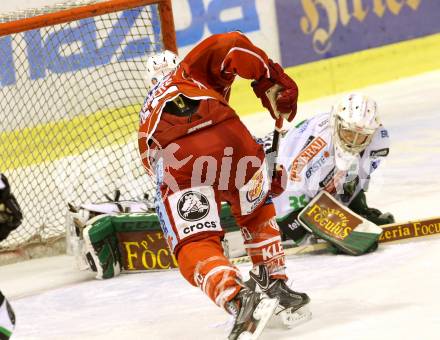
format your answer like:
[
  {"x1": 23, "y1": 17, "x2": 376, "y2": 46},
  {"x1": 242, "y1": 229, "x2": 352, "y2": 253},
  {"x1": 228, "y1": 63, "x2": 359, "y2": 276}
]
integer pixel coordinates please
[
  {"x1": 237, "y1": 297, "x2": 279, "y2": 340},
  {"x1": 268, "y1": 305, "x2": 312, "y2": 329}
]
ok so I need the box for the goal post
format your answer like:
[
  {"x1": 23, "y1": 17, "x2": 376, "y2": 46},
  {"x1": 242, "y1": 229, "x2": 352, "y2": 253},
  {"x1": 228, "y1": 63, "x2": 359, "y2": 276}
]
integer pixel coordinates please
[
  {"x1": 0, "y1": 0, "x2": 177, "y2": 53},
  {"x1": 0, "y1": 0, "x2": 176, "y2": 261}
]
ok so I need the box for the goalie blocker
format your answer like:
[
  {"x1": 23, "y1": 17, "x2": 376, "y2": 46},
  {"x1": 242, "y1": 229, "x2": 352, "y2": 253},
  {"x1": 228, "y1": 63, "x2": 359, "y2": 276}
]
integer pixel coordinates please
[{"x1": 298, "y1": 191, "x2": 383, "y2": 255}]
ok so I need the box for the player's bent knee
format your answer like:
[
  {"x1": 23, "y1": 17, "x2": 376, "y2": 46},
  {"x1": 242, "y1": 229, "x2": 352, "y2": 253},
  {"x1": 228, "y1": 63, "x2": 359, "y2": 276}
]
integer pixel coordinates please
[
  {"x1": 177, "y1": 236, "x2": 242, "y2": 307},
  {"x1": 177, "y1": 235, "x2": 227, "y2": 285}
]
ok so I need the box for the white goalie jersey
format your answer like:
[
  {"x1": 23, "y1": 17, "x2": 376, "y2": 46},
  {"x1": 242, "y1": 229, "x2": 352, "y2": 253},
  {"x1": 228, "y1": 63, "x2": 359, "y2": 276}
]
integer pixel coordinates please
[{"x1": 268, "y1": 112, "x2": 390, "y2": 217}]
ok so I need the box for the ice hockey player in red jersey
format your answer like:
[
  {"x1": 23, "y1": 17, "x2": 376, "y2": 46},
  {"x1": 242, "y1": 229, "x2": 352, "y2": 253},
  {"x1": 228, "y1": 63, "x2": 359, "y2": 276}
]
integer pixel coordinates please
[
  {"x1": 0, "y1": 174, "x2": 22, "y2": 340},
  {"x1": 138, "y1": 32, "x2": 311, "y2": 339}
]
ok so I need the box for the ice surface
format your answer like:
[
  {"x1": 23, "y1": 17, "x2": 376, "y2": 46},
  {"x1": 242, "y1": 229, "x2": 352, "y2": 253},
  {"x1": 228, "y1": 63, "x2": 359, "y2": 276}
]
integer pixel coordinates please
[{"x1": 1, "y1": 70, "x2": 440, "y2": 340}]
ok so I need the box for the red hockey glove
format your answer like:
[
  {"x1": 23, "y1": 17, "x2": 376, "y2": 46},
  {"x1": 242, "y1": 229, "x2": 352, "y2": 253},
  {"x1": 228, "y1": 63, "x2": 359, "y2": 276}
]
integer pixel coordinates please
[
  {"x1": 252, "y1": 60, "x2": 298, "y2": 122},
  {"x1": 270, "y1": 164, "x2": 287, "y2": 197}
]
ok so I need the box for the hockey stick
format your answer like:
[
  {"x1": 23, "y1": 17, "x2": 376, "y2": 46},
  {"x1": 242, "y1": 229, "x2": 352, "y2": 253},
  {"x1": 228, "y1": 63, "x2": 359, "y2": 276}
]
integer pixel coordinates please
[
  {"x1": 230, "y1": 216, "x2": 440, "y2": 265},
  {"x1": 379, "y1": 216, "x2": 440, "y2": 243},
  {"x1": 270, "y1": 117, "x2": 284, "y2": 177}
]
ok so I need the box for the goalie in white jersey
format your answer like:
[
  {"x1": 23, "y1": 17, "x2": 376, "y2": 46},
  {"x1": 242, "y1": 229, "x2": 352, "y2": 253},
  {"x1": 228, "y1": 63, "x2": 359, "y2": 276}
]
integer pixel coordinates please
[{"x1": 266, "y1": 93, "x2": 394, "y2": 246}]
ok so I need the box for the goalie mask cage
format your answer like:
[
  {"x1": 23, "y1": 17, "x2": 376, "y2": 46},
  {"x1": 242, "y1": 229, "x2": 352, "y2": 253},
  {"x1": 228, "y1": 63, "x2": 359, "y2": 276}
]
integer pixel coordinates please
[{"x1": 0, "y1": 0, "x2": 176, "y2": 260}]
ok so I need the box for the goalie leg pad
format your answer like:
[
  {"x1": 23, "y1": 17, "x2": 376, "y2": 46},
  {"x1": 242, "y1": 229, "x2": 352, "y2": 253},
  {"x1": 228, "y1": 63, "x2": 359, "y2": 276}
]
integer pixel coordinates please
[{"x1": 83, "y1": 215, "x2": 121, "y2": 279}]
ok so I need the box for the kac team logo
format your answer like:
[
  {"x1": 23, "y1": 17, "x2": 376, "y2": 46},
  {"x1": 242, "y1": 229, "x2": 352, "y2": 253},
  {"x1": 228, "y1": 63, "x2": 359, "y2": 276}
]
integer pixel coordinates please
[
  {"x1": 246, "y1": 170, "x2": 264, "y2": 203},
  {"x1": 177, "y1": 191, "x2": 210, "y2": 221}
]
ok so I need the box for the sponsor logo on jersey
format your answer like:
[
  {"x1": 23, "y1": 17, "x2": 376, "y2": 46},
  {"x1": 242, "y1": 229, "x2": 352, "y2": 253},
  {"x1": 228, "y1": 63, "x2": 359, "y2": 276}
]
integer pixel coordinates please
[
  {"x1": 287, "y1": 219, "x2": 302, "y2": 232},
  {"x1": 319, "y1": 168, "x2": 346, "y2": 194},
  {"x1": 305, "y1": 153, "x2": 329, "y2": 179},
  {"x1": 380, "y1": 130, "x2": 389, "y2": 138},
  {"x1": 301, "y1": 135, "x2": 315, "y2": 150},
  {"x1": 289, "y1": 136, "x2": 327, "y2": 181},
  {"x1": 297, "y1": 120, "x2": 310, "y2": 133},
  {"x1": 370, "y1": 148, "x2": 389, "y2": 157},
  {"x1": 261, "y1": 242, "x2": 284, "y2": 261},
  {"x1": 177, "y1": 191, "x2": 210, "y2": 221},
  {"x1": 319, "y1": 168, "x2": 335, "y2": 188},
  {"x1": 168, "y1": 187, "x2": 222, "y2": 241},
  {"x1": 246, "y1": 170, "x2": 265, "y2": 202},
  {"x1": 239, "y1": 162, "x2": 269, "y2": 215},
  {"x1": 318, "y1": 118, "x2": 329, "y2": 128},
  {"x1": 182, "y1": 221, "x2": 218, "y2": 235}
]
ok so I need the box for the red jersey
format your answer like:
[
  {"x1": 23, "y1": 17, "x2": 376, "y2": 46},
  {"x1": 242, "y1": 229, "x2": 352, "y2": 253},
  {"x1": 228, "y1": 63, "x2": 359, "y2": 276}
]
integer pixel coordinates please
[{"x1": 138, "y1": 31, "x2": 274, "y2": 173}]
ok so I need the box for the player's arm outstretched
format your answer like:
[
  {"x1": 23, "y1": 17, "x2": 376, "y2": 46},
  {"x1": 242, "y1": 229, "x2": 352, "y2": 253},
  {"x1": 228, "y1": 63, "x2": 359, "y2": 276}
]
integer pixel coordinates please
[
  {"x1": 183, "y1": 31, "x2": 299, "y2": 122},
  {"x1": 0, "y1": 174, "x2": 21, "y2": 340}
]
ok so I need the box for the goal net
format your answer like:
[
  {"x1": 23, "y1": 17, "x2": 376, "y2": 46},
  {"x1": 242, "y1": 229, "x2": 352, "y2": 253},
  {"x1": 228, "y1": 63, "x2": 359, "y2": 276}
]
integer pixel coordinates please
[{"x1": 0, "y1": 0, "x2": 176, "y2": 258}]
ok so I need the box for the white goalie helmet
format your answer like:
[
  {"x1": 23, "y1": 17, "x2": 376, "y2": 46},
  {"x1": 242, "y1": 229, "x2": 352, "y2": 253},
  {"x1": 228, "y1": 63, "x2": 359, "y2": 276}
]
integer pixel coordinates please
[
  {"x1": 145, "y1": 50, "x2": 180, "y2": 91},
  {"x1": 331, "y1": 93, "x2": 380, "y2": 170}
]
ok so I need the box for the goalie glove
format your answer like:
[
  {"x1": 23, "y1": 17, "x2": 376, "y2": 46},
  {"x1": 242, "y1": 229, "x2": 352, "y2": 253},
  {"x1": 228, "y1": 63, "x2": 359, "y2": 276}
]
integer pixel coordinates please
[
  {"x1": 0, "y1": 174, "x2": 23, "y2": 242},
  {"x1": 348, "y1": 190, "x2": 395, "y2": 226},
  {"x1": 276, "y1": 209, "x2": 309, "y2": 244},
  {"x1": 298, "y1": 191, "x2": 383, "y2": 255},
  {"x1": 252, "y1": 60, "x2": 298, "y2": 122}
]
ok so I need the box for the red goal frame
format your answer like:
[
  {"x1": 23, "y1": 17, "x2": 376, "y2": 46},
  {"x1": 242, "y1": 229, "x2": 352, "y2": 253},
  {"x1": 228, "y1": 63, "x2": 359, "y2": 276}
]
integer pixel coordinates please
[{"x1": 0, "y1": 0, "x2": 177, "y2": 53}]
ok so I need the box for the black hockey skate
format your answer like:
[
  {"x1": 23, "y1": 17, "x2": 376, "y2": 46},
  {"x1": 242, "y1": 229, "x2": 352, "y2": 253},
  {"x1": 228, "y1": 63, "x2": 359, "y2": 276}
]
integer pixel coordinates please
[
  {"x1": 247, "y1": 265, "x2": 312, "y2": 328},
  {"x1": 226, "y1": 287, "x2": 279, "y2": 340}
]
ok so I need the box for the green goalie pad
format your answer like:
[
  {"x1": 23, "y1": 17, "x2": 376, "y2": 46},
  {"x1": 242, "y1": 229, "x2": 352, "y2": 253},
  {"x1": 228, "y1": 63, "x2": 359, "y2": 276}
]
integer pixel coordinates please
[
  {"x1": 298, "y1": 191, "x2": 383, "y2": 255},
  {"x1": 82, "y1": 212, "x2": 174, "y2": 277},
  {"x1": 79, "y1": 204, "x2": 241, "y2": 276},
  {"x1": 83, "y1": 215, "x2": 121, "y2": 279}
]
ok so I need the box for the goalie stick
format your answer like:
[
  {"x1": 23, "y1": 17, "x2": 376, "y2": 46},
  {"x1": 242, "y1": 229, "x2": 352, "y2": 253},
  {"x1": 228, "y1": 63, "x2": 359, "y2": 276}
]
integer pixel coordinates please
[{"x1": 230, "y1": 216, "x2": 440, "y2": 265}]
